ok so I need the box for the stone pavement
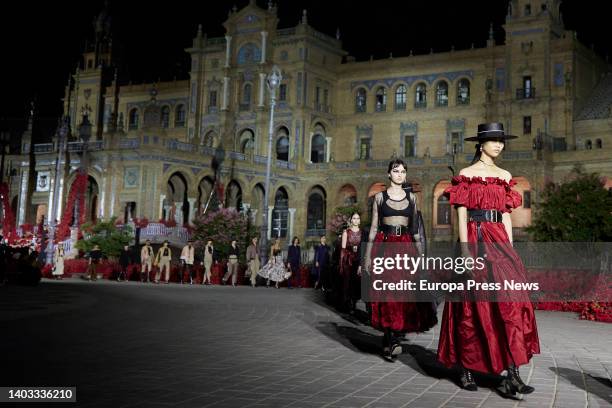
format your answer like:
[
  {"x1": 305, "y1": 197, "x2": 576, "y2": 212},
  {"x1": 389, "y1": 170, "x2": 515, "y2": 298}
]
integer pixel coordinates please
[{"x1": 0, "y1": 279, "x2": 611, "y2": 408}]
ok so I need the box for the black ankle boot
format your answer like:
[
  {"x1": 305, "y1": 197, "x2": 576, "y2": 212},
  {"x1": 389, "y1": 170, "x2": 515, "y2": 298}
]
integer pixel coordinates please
[
  {"x1": 507, "y1": 365, "x2": 534, "y2": 394},
  {"x1": 459, "y1": 367, "x2": 477, "y2": 391},
  {"x1": 497, "y1": 365, "x2": 534, "y2": 398}
]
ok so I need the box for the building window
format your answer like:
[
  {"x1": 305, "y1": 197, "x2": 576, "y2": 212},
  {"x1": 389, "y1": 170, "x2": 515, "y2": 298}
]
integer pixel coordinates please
[
  {"x1": 517, "y1": 76, "x2": 535, "y2": 99},
  {"x1": 160, "y1": 106, "x2": 170, "y2": 128},
  {"x1": 415, "y1": 83, "x2": 427, "y2": 108},
  {"x1": 315, "y1": 86, "x2": 321, "y2": 110},
  {"x1": 279, "y1": 84, "x2": 287, "y2": 101},
  {"x1": 359, "y1": 138, "x2": 371, "y2": 160},
  {"x1": 203, "y1": 131, "x2": 216, "y2": 148},
  {"x1": 323, "y1": 89, "x2": 329, "y2": 112},
  {"x1": 523, "y1": 116, "x2": 532, "y2": 135},
  {"x1": 525, "y1": 4, "x2": 531, "y2": 16},
  {"x1": 128, "y1": 108, "x2": 139, "y2": 130},
  {"x1": 241, "y1": 83, "x2": 252, "y2": 111},
  {"x1": 375, "y1": 87, "x2": 387, "y2": 112},
  {"x1": 88, "y1": 59, "x2": 93, "y2": 69},
  {"x1": 355, "y1": 88, "x2": 367, "y2": 113},
  {"x1": 395, "y1": 85, "x2": 407, "y2": 111},
  {"x1": 404, "y1": 135, "x2": 415, "y2": 158},
  {"x1": 450, "y1": 132, "x2": 463, "y2": 153},
  {"x1": 276, "y1": 128, "x2": 289, "y2": 161},
  {"x1": 174, "y1": 104, "x2": 186, "y2": 127},
  {"x1": 307, "y1": 188, "x2": 326, "y2": 231},
  {"x1": 435, "y1": 81, "x2": 449, "y2": 107},
  {"x1": 239, "y1": 129, "x2": 255, "y2": 154},
  {"x1": 311, "y1": 134, "x2": 326, "y2": 163},
  {"x1": 437, "y1": 195, "x2": 451, "y2": 225},
  {"x1": 585, "y1": 139, "x2": 592, "y2": 150},
  {"x1": 457, "y1": 79, "x2": 470, "y2": 105},
  {"x1": 596, "y1": 139, "x2": 603, "y2": 149},
  {"x1": 272, "y1": 188, "x2": 289, "y2": 238},
  {"x1": 523, "y1": 191, "x2": 531, "y2": 209},
  {"x1": 209, "y1": 91, "x2": 218, "y2": 108}
]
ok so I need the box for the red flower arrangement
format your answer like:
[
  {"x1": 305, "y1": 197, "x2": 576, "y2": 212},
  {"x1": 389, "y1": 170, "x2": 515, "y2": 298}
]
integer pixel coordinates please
[{"x1": 132, "y1": 217, "x2": 149, "y2": 229}]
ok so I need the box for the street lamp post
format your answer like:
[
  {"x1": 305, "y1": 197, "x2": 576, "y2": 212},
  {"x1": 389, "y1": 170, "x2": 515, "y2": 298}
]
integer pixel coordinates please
[
  {"x1": 259, "y1": 65, "x2": 282, "y2": 265},
  {"x1": 46, "y1": 117, "x2": 69, "y2": 264}
]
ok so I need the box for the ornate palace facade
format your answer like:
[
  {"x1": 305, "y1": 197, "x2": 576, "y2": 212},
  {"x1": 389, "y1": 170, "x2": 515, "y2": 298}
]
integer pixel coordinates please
[{"x1": 8, "y1": 0, "x2": 612, "y2": 244}]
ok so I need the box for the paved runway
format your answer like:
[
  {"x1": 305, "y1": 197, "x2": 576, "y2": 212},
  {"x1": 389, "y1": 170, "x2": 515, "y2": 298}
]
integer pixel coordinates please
[{"x1": 1, "y1": 279, "x2": 611, "y2": 407}]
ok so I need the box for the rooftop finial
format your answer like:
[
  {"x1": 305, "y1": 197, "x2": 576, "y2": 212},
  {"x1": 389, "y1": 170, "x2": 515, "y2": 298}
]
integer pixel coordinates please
[
  {"x1": 489, "y1": 22, "x2": 494, "y2": 40},
  {"x1": 268, "y1": 0, "x2": 273, "y2": 10},
  {"x1": 301, "y1": 9, "x2": 308, "y2": 25},
  {"x1": 336, "y1": 27, "x2": 341, "y2": 40},
  {"x1": 197, "y1": 24, "x2": 203, "y2": 38}
]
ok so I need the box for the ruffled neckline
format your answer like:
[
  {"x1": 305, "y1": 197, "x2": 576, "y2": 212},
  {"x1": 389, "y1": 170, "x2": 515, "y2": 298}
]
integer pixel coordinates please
[{"x1": 451, "y1": 175, "x2": 517, "y2": 188}]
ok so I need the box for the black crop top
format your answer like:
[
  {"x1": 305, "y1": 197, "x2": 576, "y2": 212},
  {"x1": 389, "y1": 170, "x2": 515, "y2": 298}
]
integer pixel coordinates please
[{"x1": 380, "y1": 190, "x2": 413, "y2": 218}]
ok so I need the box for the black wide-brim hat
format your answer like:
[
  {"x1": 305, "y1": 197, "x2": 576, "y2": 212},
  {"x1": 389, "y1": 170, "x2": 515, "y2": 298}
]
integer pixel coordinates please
[{"x1": 464, "y1": 122, "x2": 518, "y2": 141}]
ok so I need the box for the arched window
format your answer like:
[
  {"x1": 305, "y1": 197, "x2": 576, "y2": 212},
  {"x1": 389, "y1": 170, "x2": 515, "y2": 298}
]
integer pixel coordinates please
[
  {"x1": 160, "y1": 106, "x2": 170, "y2": 128},
  {"x1": 435, "y1": 81, "x2": 449, "y2": 107},
  {"x1": 307, "y1": 187, "x2": 326, "y2": 232},
  {"x1": 276, "y1": 128, "x2": 289, "y2": 161},
  {"x1": 272, "y1": 188, "x2": 289, "y2": 238},
  {"x1": 375, "y1": 87, "x2": 387, "y2": 112},
  {"x1": 203, "y1": 130, "x2": 216, "y2": 148},
  {"x1": 585, "y1": 139, "x2": 593, "y2": 150},
  {"x1": 239, "y1": 129, "x2": 255, "y2": 154},
  {"x1": 415, "y1": 83, "x2": 427, "y2": 108},
  {"x1": 596, "y1": 139, "x2": 603, "y2": 149},
  {"x1": 311, "y1": 134, "x2": 326, "y2": 163},
  {"x1": 175, "y1": 104, "x2": 186, "y2": 127},
  {"x1": 395, "y1": 85, "x2": 407, "y2": 111},
  {"x1": 355, "y1": 88, "x2": 367, "y2": 113},
  {"x1": 128, "y1": 108, "x2": 139, "y2": 130},
  {"x1": 437, "y1": 195, "x2": 451, "y2": 225},
  {"x1": 457, "y1": 79, "x2": 470, "y2": 105}
]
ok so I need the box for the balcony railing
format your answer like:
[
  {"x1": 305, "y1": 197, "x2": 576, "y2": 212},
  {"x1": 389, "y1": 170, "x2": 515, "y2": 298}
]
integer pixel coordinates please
[
  {"x1": 305, "y1": 228, "x2": 327, "y2": 237},
  {"x1": 355, "y1": 104, "x2": 366, "y2": 113},
  {"x1": 414, "y1": 100, "x2": 427, "y2": 109},
  {"x1": 375, "y1": 103, "x2": 386, "y2": 112},
  {"x1": 207, "y1": 106, "x2": 218, "y2": 114},
  {"x1": 457, "y1": 96, "x2": 470, "y2": 105},
  {"x1": 394, "y1": 103, "x2": 406, "y2": 111},
  {"x1": 33, "y1": 143, "x2": 54, "y2": 153},
  {"x1": 516, "y1": 88, "x2": 536, "y2": 99},
  {"x1": 239, "y1": 103, "x2": 251, "y2": 112}
]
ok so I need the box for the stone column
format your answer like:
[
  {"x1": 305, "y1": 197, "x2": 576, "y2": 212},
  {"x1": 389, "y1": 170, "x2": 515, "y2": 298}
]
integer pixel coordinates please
[
  {"x1": 174, "y1": 202, "x2": 183, "y2": 225},
  {"x1": 187, "y1": 197, "x2": 197, "y2": 225},
  {"x1": 222, "y1": 77, "x2": 230, "y2": 110},
  {"x1": 258, "y1": 73, "x2": 266, "y2": 107},
  {"x1": 260, "y1": 31, "x2": 268, "y2": 64},
  {"x1": 288, "y1": 208, "x2": 296, "y2": 240},
  {"x1": 224, "y1": 35, "x2": 232, "y2": 68},
  {"x1": 18, "y1": 169, "x2": 29, "y2": 225},
  {"x1": 159, "y1": 194, "x2": 166, "y2": 220},
  {"x1": 325, "y1": 136, "x2": 332, "y2": 162}
]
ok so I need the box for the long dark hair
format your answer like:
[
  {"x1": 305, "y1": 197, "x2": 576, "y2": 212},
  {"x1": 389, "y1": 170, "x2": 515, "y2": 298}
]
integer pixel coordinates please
[{"x1": 470, "y1": 143, "x2": 482, "y2": 165}]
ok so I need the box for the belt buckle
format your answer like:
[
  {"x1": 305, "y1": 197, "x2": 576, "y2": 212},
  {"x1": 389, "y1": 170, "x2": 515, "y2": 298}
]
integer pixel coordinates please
[
  {"x1": 394, "y1": 225, "x2": 401, "y2": 236},
  {"x1": 486, "y1": 210, "x2": 497, "y2": 223}
]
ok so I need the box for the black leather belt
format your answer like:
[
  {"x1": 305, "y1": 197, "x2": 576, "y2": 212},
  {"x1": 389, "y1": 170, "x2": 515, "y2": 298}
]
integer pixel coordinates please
[
  {"x1": 468, "y1": 209, "x2": 503, "y2": 223},
  {"x1": 380, "y1": 224, "x2": 410, "y2": 236}
]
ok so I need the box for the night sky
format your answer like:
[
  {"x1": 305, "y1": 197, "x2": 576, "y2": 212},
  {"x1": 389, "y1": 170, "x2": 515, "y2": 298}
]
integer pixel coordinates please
[{"x1": 2, "y1": 0, "x2": 610, "y2": 146}]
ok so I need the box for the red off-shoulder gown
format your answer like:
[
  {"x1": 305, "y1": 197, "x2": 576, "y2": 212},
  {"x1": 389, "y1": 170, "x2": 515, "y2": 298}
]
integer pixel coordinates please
[{"x1": 436, "y1": 176, "x2": 540, "y2": 374}]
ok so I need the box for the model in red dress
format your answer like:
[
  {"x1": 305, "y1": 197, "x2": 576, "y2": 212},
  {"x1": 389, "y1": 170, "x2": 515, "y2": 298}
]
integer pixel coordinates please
[
  {"x1": 365, "y1": 159, "x2": 438, "y2": 362},
  {"x1": 338, "y1": 212, "x2": 364, "y2": 313},
  {"x1": 436, "y1": 123, "x2": 540, "y2": 397}
]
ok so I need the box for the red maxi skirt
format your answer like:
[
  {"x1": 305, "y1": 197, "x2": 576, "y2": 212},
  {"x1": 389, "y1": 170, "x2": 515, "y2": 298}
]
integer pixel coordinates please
[
  {"x1": 370, "y1": 232, "x2": 438, "y2": 333},
  {"x1": 436, "y1": 221, "x2": 540, "y2": 374}
]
